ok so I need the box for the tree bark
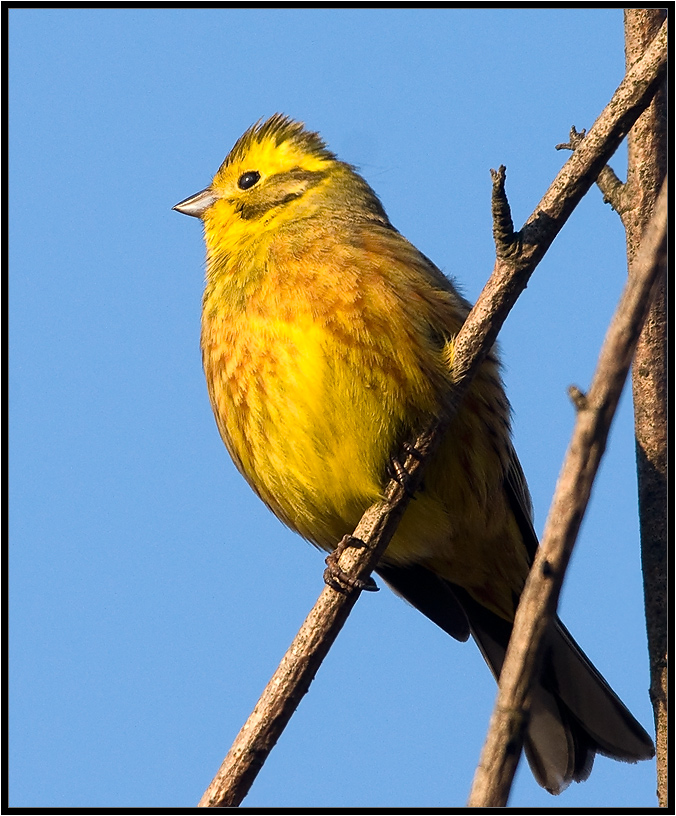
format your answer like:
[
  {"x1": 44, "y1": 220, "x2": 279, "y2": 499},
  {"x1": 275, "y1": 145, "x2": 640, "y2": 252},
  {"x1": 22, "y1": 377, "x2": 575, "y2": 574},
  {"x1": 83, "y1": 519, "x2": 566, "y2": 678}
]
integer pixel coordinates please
[{"x1": 623, "y1": 9, "x2": 668, "y2": 807}]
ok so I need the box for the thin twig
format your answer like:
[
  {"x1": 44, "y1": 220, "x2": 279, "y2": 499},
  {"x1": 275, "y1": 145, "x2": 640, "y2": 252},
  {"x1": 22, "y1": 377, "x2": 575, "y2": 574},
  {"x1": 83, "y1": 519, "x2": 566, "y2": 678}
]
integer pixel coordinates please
[
  {"x1": 556, "y1": 127, "x2": 628, "y2": 217},
  {"x1": 466, "y1": 177, "x2": 668, "y2": 808},
  {"x1": 198, "y1": 19, "x2": 667, "y2": 808},
  {"x1": 596, "y1": 165, "x2": 629, "y2": 217}
]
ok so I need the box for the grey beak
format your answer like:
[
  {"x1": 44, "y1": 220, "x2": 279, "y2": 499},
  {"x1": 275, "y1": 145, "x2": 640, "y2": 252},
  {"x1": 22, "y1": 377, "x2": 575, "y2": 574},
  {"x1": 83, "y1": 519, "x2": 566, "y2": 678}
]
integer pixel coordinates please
[{"x1": 173, "y1": 187, "x2": 219, "y2": 218}]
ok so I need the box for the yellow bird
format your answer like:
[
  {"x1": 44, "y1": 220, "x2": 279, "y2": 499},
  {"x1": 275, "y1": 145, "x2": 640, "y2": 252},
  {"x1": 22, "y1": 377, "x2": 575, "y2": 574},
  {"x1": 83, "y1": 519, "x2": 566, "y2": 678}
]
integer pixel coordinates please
[{"x1": 174, "y1": 114, "x2": 654, "y2": 794}]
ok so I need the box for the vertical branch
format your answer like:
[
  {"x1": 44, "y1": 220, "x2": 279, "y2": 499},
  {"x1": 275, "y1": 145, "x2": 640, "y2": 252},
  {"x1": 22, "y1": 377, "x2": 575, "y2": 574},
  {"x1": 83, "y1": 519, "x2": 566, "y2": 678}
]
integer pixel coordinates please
[{"x1": 623, "y1": 10, "x2": 668, "y2": 806}]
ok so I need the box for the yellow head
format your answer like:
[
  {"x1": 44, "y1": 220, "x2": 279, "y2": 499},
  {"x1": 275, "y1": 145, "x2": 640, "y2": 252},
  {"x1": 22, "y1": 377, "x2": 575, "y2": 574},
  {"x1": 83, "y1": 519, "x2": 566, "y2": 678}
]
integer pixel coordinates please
[{"x1": 173, "y1": 114, "x2": 389, "y2": 260}]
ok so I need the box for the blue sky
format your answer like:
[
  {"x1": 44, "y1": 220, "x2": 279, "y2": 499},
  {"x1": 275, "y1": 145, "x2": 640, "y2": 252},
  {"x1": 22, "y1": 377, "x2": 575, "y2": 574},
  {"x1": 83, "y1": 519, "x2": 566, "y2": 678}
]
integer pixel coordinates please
[{"x1": 9, "y1": 7, "x2": 656, "y2": 809}]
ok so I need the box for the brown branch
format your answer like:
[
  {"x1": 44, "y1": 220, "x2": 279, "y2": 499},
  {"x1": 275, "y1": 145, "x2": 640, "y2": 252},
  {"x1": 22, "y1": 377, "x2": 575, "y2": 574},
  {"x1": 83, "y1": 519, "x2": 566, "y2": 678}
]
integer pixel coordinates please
[
  {"x1": 595, "y1": 164, "x2": 629, "y2": 216},
  {"x1": 623, "y1": 8, "x2": 669, "y2": 807},
  {"x1": 466, "y1": 177, "x2": 668, "y2": 809},
  {"x1": 198, "y1": 18, "x2": 667, "y2": 808}
]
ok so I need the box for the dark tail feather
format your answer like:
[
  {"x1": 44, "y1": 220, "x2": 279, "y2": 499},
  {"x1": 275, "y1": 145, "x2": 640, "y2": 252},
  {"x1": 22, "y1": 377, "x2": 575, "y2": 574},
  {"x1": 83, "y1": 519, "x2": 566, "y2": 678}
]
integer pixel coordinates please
[
  {"x1": 377, "y1": 563, "x2": 654, "y2": 794},
  {"x1": 546, "y1": 621, "x2": 655, "y2": 763},
  {"x1": 456, "y1": 586, "x2": 655, "y2": 793}
]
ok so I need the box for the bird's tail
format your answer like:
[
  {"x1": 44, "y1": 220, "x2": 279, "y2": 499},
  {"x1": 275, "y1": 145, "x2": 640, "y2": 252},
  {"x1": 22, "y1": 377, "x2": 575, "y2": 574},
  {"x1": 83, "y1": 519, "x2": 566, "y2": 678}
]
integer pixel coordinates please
[
  {"x1": 376, "y1": 563, "x2": 654, "y2": 794},
  {"x1": 466, "y1": 600, "x2": 655, "y2": 794}
]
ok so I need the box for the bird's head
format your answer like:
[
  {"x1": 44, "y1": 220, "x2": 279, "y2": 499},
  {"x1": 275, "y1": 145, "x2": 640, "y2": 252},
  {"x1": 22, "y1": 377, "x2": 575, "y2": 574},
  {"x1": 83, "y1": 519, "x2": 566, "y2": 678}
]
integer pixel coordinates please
[{"x1": 174, "y1": 114, "x2": 389, "y2": 255}]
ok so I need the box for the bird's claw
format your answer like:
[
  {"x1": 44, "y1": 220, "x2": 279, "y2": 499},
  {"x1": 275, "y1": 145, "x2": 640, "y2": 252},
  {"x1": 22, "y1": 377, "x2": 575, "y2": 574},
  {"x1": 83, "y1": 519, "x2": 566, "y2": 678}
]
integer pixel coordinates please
[
  {"x1": 386, "y1": 441, "x2": 423, "y2": 498},
  {"x1": 323, "y1": 535, "x2": 379, "y2": 594}
]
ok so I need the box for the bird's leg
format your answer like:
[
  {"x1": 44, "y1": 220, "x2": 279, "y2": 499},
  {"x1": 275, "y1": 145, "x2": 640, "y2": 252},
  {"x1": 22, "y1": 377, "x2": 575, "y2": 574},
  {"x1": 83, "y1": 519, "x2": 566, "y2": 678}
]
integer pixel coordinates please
[{"x1": 323, "y1": 535, "x2": 379, "y2": 593}]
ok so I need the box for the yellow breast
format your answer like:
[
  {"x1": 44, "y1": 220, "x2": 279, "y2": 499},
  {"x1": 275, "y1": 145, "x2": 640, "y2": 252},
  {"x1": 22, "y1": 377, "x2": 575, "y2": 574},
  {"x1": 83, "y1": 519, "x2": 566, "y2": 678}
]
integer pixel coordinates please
[{"x1": 200, "y1": 220, "x2": 528, "y2": 621}]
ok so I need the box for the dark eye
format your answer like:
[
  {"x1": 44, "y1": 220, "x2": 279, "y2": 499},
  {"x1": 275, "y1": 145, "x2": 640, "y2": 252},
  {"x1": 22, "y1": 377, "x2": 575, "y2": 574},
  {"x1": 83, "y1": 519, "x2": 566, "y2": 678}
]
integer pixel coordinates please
[{"x1": 238, "y1": 171, "x2": 260, "y2": 190}]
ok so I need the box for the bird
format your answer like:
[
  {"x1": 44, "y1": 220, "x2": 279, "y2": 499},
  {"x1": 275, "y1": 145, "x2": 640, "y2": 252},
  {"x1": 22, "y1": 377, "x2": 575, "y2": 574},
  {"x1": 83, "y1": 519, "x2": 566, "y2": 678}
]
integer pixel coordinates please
[{"x1": 174, "y1": 114, "x2": 654, "y2": 794}]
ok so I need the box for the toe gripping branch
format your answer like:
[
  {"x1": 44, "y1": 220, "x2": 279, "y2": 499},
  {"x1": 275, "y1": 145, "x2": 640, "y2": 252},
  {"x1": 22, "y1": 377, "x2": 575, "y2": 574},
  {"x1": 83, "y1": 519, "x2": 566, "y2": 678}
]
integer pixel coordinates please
[
  {"x1": 323, "y1": 441, "x2": 425, "y2": 595},
  {"x1": 323, "y1": 535, "x2": 380, "y2": 594},
  {"x1": 386, "y1": 441, "x2": 424, "y2": 499}
]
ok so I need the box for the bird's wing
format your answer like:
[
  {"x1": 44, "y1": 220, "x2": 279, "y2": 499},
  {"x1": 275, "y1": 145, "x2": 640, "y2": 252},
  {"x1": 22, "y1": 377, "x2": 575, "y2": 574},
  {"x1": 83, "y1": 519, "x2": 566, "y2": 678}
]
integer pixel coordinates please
[
  {"x1": 504, "y1": 446, "x2": 538, "y2": 563},
  {"x1": 376, "y1": 562, "x2": 471, "y2": 642}
]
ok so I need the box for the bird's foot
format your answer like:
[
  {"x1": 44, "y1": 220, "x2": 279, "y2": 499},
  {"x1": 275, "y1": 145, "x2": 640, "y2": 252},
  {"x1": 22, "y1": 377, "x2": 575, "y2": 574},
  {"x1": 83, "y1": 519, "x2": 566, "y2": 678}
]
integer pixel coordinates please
[{"x1": 323, "y1": 535, "x2": 379, "y2": 594}]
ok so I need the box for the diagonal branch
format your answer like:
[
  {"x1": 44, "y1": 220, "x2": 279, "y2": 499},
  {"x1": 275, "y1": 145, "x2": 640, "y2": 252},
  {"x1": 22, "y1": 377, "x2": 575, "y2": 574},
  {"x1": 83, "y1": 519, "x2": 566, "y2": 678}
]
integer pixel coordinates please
[
  {"x1": 466, "y1": 177, "x2": 668, "y2": 808},
  {"x1": 198, "y1": 18, "x2": 667, "y2": 808}
]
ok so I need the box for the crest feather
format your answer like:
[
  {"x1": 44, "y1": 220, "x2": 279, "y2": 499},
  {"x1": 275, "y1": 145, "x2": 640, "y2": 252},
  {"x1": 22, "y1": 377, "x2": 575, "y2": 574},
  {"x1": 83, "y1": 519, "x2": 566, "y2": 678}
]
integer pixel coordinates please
[{"x1": 223, "y1": 114, "x2": 336, "y2": 166}]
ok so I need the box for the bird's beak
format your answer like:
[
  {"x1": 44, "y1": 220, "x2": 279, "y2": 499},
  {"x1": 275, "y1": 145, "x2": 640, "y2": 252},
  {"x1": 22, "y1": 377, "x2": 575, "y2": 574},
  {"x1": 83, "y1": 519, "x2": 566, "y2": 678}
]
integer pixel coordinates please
[{"x1": 173, "y1": 187, "x2": 219, "y2": 218}]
